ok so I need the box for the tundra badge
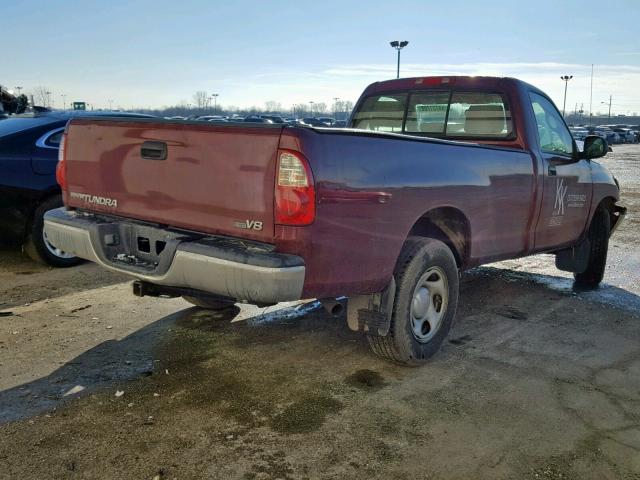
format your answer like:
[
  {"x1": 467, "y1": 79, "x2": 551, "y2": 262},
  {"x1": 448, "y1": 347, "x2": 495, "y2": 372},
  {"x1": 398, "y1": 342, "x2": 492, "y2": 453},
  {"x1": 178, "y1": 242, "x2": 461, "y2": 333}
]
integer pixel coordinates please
[{"x1": 69, "y1": 191, "x2": 118, "y2": 208}]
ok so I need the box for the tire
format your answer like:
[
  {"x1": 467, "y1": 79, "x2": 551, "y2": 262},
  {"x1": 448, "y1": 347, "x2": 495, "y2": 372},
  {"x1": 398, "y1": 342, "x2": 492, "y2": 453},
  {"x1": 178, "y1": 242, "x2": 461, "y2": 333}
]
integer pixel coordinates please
[
  {"x1": 367, "y1": 237, "x2": 459, "y2": 366},
  {"x1": 574, "y1": 208, "x2": 610, "y2": 288},
  {"x1": 182, "y1": 296, "x2": 236, "y2": 310},
  {"x1": 23, "y1": 195, "x2": 82, "y2": 268}
]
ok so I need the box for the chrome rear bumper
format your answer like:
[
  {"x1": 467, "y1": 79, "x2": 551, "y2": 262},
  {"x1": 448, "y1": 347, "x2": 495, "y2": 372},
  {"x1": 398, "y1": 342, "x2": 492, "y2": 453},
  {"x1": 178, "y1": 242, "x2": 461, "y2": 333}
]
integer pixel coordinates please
[{"x1": 44, "y1": 208, "x2": 305, "y2": 304}]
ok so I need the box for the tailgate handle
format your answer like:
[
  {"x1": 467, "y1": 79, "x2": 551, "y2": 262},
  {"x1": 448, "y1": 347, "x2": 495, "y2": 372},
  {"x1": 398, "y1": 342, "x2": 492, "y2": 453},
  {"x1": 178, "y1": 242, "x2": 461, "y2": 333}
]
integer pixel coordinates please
[{"x1": 140, "y1": 141, "x2": 167, "y2": 160}]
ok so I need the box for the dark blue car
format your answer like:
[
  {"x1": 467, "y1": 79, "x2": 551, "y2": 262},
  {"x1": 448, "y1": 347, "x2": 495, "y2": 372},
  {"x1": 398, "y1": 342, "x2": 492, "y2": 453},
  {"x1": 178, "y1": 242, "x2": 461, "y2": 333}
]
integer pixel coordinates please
[{"x1": 0, "y1": 110, "x2": 154, "y2": 266}]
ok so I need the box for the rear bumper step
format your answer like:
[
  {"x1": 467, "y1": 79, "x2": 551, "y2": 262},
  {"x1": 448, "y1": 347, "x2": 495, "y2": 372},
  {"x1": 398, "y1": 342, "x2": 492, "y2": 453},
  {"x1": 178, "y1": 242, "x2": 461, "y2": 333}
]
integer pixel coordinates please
[{"x1": 43, "y1": 208, "x2": 305, "y2": 304}]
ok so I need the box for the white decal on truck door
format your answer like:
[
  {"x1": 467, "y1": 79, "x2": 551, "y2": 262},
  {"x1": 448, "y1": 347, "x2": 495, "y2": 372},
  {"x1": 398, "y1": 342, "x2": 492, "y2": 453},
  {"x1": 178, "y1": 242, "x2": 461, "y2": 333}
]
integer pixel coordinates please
[{"x1": 554, "y1": 178, "x2": 568, "y2": 216}]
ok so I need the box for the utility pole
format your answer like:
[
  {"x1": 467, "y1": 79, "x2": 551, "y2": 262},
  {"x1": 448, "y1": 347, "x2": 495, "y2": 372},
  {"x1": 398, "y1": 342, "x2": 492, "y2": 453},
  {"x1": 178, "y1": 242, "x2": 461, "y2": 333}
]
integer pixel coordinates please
[
  {"x1": 61, "y1": 94, "x2": 67, "y2": 110},
  {"x1": 333, "y1": 97, "x2": 339, "y2": 118},
  {"x1": 45, "y1": 91, "x2": 52, "y2": 108},
  {"x1": 211, "y1": 93, "x2": 219, "y2": 114},
  {"x1": 589, "y1": 64, "x2": 594, "y2": 126},
  {"x1": 601, "y1": 96, "x2": 612, "y2": 120},
  {"x1": 309, "y1": 101, "x2": 314, "y2": 117},
  {"x1": 560, "y1": 75, "x2": 572, "y2": 117},
  {"x1": 389, "y1": 41, "x2": 409, "y2": 79}
]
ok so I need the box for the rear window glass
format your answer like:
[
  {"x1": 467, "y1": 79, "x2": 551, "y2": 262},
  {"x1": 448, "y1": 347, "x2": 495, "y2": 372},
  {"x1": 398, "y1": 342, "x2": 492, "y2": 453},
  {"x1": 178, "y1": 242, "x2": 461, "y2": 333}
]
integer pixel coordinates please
[
  {"x1": 405, "y1": 91, "x2": 449, "y2": 134},
  {"x1": 351, "y1": 94, "x2": 407, "y2": 133},
  {"x1": 353, "y1": 91, "x2": 513, "y2": 139},
  {"x1": 447, "y1": 92, "x2": 512, "y2": 137}
]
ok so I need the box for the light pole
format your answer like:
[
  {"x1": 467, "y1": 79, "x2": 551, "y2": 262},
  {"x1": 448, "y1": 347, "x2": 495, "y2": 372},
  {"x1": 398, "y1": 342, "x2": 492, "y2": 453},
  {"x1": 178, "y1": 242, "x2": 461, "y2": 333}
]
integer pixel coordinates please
[
  {"x1": 108, "y1": 99, "x2": 114, "y2": 110},
  {"x1": 211, "y1": 93, "x2": 219, "y2": 114},
  {"x1": 601, "y1": 96, "x2": 612, "y2": 119},
  {"x1": 15, "y1": 86, "x2": 23, "y2": 97},
  {"x1": 333, "y1": 97, "x2": 339, "y2": 119},
  {"x1": 309, "y1": 101, "x2": 314, "y2": 117},
  {"x1": 560, "y1": 75, "x2": 572, "y2": 117},
  {"x1": 45, "y1": 91, "x2": 52, "y2": 108},
  {"x1": 61, "y1": 94, "x2": 67, "y2": 110},
  {"x1": 390, "y1": 40, "x2": 409, "y2": 79}
]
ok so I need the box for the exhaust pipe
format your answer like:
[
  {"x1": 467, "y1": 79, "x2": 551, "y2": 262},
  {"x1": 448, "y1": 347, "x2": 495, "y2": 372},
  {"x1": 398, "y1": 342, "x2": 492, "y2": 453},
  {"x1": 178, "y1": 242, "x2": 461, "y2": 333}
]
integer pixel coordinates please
[{"x1": 319, "y1": 298, "x2": 344, "y2": 317}]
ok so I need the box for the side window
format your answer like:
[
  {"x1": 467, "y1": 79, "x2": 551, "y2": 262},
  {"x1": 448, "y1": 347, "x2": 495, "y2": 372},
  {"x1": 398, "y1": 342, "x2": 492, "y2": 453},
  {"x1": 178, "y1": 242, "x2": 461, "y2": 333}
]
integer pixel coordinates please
[
  {"x1": 405, "y1": 92, "x2": 449, "y2": 134},
  {"x1": 351, "y1": 94, "x2": 407, "y2": 132},
  {"x1": 46, "y1": 131, "x2": 63, "y2": 147},
  {"x1": 448, "y1": 92, "x2": 512, "y2": 137},
  {"x1": 529, "y1": 93, "x2": 574, "y2": 156}
]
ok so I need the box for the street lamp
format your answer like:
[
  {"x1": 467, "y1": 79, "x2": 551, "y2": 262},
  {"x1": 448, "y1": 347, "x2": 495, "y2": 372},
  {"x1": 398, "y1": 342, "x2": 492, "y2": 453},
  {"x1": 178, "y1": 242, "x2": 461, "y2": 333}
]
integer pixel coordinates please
[
  {"x1": 560, "y1": 75, "x2": 573, "y2": 117},
  {"x1": 61, "y1": 94, "x2": 67, "y2": 110},
  {"x1": 601, "y1": 96, "x2": 612, "y2": 119},
  {"x1": 333, "y1": 97, "x2": 339, "y2": 119},
  {"x1": 45, "y1": 91, "x2": 52, "y2": 108},
  {"x1": 211, "y1": 93, "x2": 219, "y2": 114},
  {"x1": 309, "y1": 101, "x2": 314, "y2": 117},
  {"x1": 390, "y1": 40, "x2": 409, "y2": 79}
]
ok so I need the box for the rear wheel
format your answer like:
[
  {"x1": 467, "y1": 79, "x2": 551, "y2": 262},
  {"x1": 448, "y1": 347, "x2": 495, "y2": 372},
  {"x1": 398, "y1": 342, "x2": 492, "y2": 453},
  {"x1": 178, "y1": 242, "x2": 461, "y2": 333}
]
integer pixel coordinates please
[
  {"x1": 182, "y1": 295, "x2": 236, "y2": 310},
  {"x1": 24, "y1": 195, "x2": 82, "y2": 268},
  {"x1": 574, "y1": 208, "x2": 610, "y2": 288},
  {"x1": 367, "y1": 237, "x2": 459, "y2": 366}
]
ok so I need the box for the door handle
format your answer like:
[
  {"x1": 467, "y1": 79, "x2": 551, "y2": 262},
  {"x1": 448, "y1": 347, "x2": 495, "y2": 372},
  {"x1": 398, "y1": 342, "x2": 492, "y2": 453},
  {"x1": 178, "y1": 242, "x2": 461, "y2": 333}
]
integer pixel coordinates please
[{"x1": 140, "y1": 141, "x2": 167, "y2": 160}]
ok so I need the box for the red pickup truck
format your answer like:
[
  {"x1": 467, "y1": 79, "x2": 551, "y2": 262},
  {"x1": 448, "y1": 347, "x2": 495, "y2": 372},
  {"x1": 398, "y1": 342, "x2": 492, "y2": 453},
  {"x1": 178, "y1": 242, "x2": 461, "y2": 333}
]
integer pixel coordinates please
[{"x1": 44, "y1": 76, "x2": 625, "y2": 365}]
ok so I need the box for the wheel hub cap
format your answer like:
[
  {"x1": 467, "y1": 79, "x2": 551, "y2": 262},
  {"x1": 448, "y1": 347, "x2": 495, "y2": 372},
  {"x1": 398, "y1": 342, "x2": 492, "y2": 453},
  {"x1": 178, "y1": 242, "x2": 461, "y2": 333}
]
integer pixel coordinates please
[{"x1": 410, "y1": 266, "x2": 449, "y2": 343}]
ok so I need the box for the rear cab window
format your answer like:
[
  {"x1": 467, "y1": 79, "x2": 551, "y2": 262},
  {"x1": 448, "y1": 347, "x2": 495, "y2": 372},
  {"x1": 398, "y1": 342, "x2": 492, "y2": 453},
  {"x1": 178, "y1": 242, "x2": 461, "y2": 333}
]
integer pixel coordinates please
[
  {"x1": 352, "y1": 90, "x2": 514, "y2": 140},
  {"x1": 351, "y1": 94, "x2": 407, "y2": 133}
]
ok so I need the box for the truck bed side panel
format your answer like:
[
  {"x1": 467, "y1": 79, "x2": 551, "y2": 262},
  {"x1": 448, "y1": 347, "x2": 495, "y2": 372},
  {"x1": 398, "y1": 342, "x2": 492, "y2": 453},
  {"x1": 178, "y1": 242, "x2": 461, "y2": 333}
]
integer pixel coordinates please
[{"x1": 278, "y1": 129, "x2": 536, "y2": 298}]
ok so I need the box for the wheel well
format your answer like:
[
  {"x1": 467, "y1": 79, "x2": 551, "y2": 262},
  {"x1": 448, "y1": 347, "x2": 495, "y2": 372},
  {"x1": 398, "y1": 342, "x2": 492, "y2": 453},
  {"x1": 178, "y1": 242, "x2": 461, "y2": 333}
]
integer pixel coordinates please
[
  {"x1": 23, "y1": 191, "x2": 62, "y2": 239},
  {"x1": 407, "y1": 207, "x2": 471, "y2": 267},
  {"x1": 597, "y1": 196, "x2": 618, "y2": 228}
]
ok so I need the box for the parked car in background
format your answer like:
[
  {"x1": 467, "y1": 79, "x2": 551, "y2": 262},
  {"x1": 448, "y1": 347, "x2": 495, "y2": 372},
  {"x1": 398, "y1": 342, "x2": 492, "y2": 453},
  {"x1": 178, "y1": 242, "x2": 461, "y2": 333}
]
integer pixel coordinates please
[
  {"x1": 569, "y1": 126, "x2": 588, "y2": 140},
  {"x1": 609, "y1": 127, "x2": 635, "y2": 143},
  {"x1": 589, "y1": 126, "x2": 619, "y2": 144},
  {"x1": 244, "y1": 116, "x2": 273, "y2": 123},
  {"x1": 316, "y1": 117, "x2": 336, "y2": 126},
  {"x1": 333, "y1": 120, "x2": 347, "y2": 128},
  {"x1": 0, "y1": 110, "x2": 154, "y2": 266},
  {"x1": 301, "y1": 117, "x2": 328, "y2": 127},
  {"x1": 197, "y1": 115, "x2": 227, "y2": 122},
  {"x1": 259, "y1": 115, "x2": 285, "y2": 124}
]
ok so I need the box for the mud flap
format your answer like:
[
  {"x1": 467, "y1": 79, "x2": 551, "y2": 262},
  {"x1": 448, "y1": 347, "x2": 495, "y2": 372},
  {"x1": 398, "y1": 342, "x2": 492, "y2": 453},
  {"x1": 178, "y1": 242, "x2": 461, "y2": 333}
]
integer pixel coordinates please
[
  {"x1": 346, "y1": 277, "x2": 396, "y2": 336},
  {"x1": 555, "y1": 239, "x2": 591, "y2": 274}
]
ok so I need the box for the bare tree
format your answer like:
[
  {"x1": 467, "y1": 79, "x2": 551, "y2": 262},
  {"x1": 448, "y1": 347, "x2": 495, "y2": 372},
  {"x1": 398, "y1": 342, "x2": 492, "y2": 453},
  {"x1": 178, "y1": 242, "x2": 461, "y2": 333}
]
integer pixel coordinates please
[
  {"x1": 31, "y1": 86, "x2": 51, "y2": 107},
  {"x1": 192, "y1": 91, "x2": 208, "y2": 109},
  {"x1": 315, "y1": 102, "x2": 328, "y2": 114},
  {"x1": 264, "y1": 100, "x2": 282, "y2": 113}
]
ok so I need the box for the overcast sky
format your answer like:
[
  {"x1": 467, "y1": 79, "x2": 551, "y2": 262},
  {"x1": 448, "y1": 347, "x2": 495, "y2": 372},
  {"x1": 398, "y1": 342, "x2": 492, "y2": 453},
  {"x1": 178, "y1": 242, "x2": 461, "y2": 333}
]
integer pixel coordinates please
[{"x1": 3, "y1": 0, "x2": 640, "y2": 114}]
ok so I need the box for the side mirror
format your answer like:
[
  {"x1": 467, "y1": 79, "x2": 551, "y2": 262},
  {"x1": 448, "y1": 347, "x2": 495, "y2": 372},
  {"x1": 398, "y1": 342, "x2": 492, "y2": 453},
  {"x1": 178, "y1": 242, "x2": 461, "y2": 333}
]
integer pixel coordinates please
[{"x1": 581, "y1": 135, "x2": 608, "y2": 160}]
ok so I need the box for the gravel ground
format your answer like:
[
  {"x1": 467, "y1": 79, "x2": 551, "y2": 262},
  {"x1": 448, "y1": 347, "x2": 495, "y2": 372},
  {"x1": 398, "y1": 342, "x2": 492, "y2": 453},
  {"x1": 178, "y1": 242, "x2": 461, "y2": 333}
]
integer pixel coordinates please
[{"x1": 0, "y1": 145, "x2": 639, "y2": 479}]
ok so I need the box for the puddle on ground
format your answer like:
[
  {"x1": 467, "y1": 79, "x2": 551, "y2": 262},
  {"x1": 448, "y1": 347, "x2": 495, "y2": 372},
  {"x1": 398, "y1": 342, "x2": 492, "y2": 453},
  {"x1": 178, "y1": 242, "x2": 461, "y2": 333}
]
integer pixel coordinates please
[{"x1": 345, "y1": 369, "x2": 386, "y2": 391}]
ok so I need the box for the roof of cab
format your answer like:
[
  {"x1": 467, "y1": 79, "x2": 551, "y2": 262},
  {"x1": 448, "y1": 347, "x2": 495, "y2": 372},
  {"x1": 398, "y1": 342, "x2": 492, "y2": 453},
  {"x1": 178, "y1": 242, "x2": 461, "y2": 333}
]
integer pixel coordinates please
[{"x1": 363, "y1": 76, "x2": 540, "y2": 96}]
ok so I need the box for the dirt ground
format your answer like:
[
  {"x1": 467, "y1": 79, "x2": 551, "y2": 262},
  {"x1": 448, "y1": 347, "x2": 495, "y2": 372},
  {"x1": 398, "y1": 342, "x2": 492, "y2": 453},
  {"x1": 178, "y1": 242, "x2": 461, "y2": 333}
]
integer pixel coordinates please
[{"x1": 0, "y1": 145, "x2": 639, "y2": 480}]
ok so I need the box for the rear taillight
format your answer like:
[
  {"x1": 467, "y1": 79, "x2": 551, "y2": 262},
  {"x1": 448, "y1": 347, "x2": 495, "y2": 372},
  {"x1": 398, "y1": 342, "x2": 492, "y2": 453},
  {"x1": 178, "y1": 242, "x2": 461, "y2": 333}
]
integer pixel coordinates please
[
  {"x1": 56, "y1": 133, "x2": 67, "y2": 191},
  {"x1": 275, "y1": 149, "x2": 315, "y2": 225}
]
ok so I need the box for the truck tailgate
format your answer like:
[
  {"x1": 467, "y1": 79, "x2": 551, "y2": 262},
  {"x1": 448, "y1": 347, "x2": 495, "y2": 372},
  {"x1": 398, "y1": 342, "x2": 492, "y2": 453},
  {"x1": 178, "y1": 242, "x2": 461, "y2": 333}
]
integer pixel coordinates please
[{"x1": 63, "y1": 119, "x2": 283, "y2": 242}]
